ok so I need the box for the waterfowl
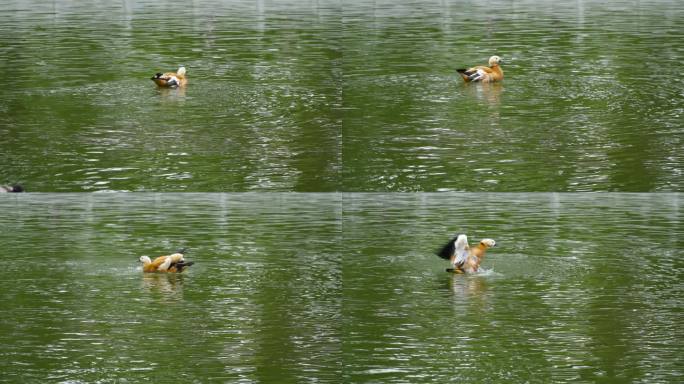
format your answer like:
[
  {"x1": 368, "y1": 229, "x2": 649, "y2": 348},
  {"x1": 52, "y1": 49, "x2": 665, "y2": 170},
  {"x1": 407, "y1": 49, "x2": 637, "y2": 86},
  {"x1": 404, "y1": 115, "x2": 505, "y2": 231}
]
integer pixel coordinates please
[
  {"x1": 436, "y1": 234, "x2": 496, "y2": 273},
  {"x1": 457, "y1": 56, "x2": 503, "y2": 83},
  {"x1": 139, "y1": 249, "x2": 194, "y2": 273},
  {"x1": 0, "y1": 184, "x2": 24, "y2": 193},
  {"x1": 151, "y1": 66, "x2": 187, "y2": 88}
]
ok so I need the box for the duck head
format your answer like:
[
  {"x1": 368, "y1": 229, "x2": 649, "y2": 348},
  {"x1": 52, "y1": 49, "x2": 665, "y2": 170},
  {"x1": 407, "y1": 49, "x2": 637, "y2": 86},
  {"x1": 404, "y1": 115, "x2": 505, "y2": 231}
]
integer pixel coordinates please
[
  {"x1": 488, "y1": 56, "x2": 502, "y2": 67},
  {"x1": 151, "y1": 73, "x2": 178, "y2": 87},
  {"x1": 479, "y1": 238, "x2": 496, "y2": 248}
]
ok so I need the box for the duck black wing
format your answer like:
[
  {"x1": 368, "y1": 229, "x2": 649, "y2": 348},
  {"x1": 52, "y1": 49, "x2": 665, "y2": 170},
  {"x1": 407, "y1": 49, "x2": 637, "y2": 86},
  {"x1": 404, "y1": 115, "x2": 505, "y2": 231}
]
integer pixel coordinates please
[{"x1": 436, "y1": 234, "x2": 469, "y2": 268}]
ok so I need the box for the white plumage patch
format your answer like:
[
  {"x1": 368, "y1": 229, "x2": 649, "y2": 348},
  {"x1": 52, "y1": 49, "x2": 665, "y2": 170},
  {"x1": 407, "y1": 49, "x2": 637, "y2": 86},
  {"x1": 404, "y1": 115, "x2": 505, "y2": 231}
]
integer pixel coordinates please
[
  {"x1": 472, "y1": 69, "x2": 487, "y2": 81},
  {"x1": 452, "y1": 234, "x2": 469, "y2": 267},
  {"x1": 167, "y1": 76, "x2": 180, "y2": 87}
]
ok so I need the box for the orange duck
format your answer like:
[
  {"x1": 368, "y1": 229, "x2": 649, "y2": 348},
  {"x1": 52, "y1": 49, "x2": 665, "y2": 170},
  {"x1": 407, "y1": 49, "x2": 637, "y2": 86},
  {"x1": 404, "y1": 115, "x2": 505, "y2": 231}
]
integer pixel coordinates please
[
  {"x1": 151, "y1": 66, "x2": 187, "y2": 88},
  {"x1": 436, "y1": 234, "x2": 496, "y2": 273},
  {"x1": 457, "y1": 56, "x2": 503, "y2": 83},
  {"x1": 139, "y1": 249, "x2": 194, "y2": 273}
]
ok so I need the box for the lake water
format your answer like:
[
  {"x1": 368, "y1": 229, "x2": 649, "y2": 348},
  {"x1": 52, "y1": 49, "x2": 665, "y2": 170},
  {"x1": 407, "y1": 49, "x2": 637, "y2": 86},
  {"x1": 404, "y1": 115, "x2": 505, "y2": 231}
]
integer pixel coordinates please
[
  {"x1": 1, "y1": 0, "x2": 682, "y2": 383},
  {"x1": 1, "y1": 0, "x2": 682, "y2": 191},
  {"x1": 0, "y1": 193, "x2": 681, "y2": 382}
]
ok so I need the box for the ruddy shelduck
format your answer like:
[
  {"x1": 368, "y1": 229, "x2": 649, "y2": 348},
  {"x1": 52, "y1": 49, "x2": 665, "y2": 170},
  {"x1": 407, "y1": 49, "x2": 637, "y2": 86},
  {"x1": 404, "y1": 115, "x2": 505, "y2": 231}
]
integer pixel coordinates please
[
  {"x1": 436, "y1": 234, "x2": 496, "y2": 273},
  {"x1": 457, "y1": 56, "x2": 503, "y2": 83},
  {"x1": 151, "y1": 66, "x2": 187, "y2": 88},
  {"x1": 139, "y1": 249, "x2": 194, "y2": 273},
  {"x1": 0, "y1": 184, "x2": 24, "y2": 192}
]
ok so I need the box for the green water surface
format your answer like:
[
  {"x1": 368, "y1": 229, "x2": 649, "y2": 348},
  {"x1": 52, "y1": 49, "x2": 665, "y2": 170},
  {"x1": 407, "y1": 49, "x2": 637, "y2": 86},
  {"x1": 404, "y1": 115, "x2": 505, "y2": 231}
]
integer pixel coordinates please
[
  {"x1": 0, "y1": 0, "x2": 682, "y2": 383},
  {"x1": 1, "y1": 0, "x2": 681, "y2": 191},
  {"x1": 0, "y1": 193, "x2": 681, "y2": 382}
]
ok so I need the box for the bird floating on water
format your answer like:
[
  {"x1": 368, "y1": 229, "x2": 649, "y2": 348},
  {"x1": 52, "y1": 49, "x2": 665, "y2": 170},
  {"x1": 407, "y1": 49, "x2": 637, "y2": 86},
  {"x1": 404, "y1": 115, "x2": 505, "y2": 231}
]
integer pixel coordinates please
[
  {"x1": 436, "y1": 234, "x2": 496, "y2": 273},
  {"x1": 139, "y1": 248, "x2": 194, "y2": 273},
  {"x1": 0, "y1": 184, "x2": 24, "y2": 193},
  {"x1": 151, "y1": 66, "x2": 187, "y2": 88},
  {"x1": 457, "y1": 56, "x2": 503, "y2": 83}
]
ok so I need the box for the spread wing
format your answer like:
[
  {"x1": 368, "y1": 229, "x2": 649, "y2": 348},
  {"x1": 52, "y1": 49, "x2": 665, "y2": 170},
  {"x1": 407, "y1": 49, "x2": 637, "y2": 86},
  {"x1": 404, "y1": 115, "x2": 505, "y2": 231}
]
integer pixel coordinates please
[
  {"x1": 452, "y1": 234, "x2": 469, "y2": 267},
  {"x1": 437, "y1": 235, "x2": 460, "y2": 260},
  {"x1": 436, "y1": 234, "x2": 470, "y2": 267}
]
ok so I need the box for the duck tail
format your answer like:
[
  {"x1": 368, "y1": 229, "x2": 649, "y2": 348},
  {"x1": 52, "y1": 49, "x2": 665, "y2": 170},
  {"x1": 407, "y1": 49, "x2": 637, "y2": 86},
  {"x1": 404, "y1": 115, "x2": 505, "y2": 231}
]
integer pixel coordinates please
[
  {"x1": 176, "y1": 260, "x2": 194, "y2": 272},
  {"x1": 456, "y1": 69, "x2": 470, "y2": 81}
]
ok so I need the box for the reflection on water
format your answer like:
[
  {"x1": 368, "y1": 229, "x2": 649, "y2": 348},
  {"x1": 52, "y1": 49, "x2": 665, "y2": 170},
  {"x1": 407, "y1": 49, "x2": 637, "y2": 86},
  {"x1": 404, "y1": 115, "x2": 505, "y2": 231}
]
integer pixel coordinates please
[
  {"x1": 462, "y1": 82, "x2": 504, "y2": 106},
  {"x1": 447, "y1": 272, "x2": 491, "y2": 300},
  {"x1": 155, "y1": 85, "x2": 187, "y2": 99},
  {"x1": 140, "y1": 273, "x2": 186, "y2": 298}
]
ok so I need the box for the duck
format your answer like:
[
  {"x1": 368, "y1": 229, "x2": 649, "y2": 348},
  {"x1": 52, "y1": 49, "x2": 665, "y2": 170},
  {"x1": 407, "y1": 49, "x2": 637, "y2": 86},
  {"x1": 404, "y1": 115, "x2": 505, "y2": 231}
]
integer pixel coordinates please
[
  {"x1": 139, "y1": 248, "x2": 194, "y2": 273},
  {"x1": 456, "y1": 56, "x2": 503, "y2": 83},
  {"x1": 436, "y1": 234, "x2": 496, "y2": 273},
  {"x1": 0, "y1": 184, "x2": 24, "y2": 193},
  {"x1": 151, "y1": 66, "x2": 187, "y2": 88}
]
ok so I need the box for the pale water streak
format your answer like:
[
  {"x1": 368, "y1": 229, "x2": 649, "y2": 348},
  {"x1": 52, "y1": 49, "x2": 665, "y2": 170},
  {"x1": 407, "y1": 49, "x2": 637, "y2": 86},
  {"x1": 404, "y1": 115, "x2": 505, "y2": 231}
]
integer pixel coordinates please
[{"x1": 0, "y1": 193, "x2": 681, "y2": 382}]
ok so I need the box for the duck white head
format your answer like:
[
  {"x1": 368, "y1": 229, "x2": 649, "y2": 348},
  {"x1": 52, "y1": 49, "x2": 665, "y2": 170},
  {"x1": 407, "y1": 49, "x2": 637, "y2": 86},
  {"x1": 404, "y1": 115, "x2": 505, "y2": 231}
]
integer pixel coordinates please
[
  {"x1": 176, "y1": 66, "x2": 186, "y2": 76},
  {"x1": 139, "y1": 256, "x2": 152, "y2": 264},
  {"x1": 488, "y1": 56, "x2": 502, "y2": 67},
  {"x1": 480, "y1": 239, "x2": 496, "y2": 248}
]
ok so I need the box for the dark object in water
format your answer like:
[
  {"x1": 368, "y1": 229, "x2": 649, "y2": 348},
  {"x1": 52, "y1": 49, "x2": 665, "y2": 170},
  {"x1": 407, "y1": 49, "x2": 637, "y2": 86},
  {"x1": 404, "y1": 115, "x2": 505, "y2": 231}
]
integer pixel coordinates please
[{"x1": 0, "y1": 184, "x2": 24, "y2": 193}]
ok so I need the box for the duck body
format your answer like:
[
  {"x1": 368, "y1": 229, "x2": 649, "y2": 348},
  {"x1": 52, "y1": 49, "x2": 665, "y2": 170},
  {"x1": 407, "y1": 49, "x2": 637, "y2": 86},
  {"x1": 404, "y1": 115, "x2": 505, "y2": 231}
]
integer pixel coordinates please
[
  {"x1": 457, "y1": 56, "x2": 503, "y2": 83},
  {"x1": 151, "y1": 66, "x2": 187, "y2": 88},
  {"x1": 139, "y1": 250, "x2": 194, "y2": 273},
  {"x1": 436, "y1": 234, "x2": 496, "y2": 273}
]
